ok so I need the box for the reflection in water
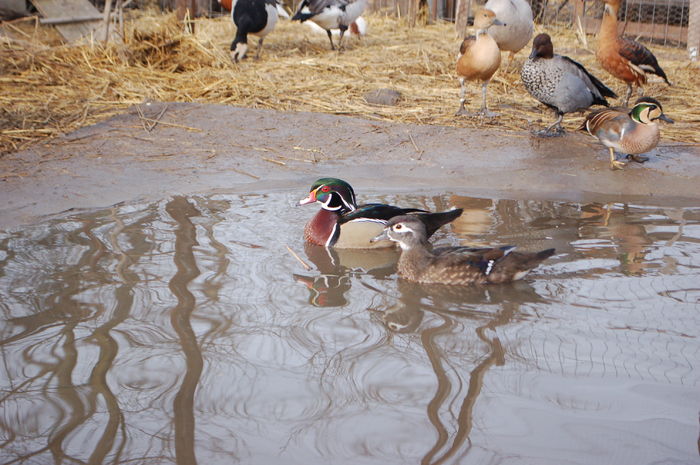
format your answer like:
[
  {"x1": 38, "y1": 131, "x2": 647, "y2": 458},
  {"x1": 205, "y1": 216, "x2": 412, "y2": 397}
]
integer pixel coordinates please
[
  {"x1": 0, "y1": 193, "x2": 699, "y2": 464},
  {"x1": 578, "y1": 203, "x2": 652, "y2": 275},
  {"x1": 371, "y1": 280, "x2": 548, "y2": 464},
  {"x1": 166, "y1": 197, "x2": 204, "y2": 465},
  {"x1": 295, "y1": 243, "x2": 399, "y2": 307}
]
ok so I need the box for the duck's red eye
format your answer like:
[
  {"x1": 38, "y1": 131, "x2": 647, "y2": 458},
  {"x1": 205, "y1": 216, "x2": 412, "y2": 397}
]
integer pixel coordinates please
[
  {"x1": 394, "y1": 224, "x2": 403, "y2": 230},
  {"x1": 321, "y1": 186, "x2": 330, "y2": 193}
]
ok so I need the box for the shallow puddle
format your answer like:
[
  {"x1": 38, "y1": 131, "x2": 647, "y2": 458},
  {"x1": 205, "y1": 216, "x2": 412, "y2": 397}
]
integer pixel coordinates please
[{"x1": 1, "y1": 192, "x2": 698, "y2": 465}]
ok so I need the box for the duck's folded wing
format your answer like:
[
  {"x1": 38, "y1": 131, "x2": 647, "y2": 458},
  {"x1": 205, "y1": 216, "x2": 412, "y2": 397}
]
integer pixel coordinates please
[
  {"x1": 558, "y1": 55, "x2": 617, "y2": 99},
  {"x1": 618, "y1": 37, "x2": 670, "y2": 84},
  {"x1": 296, "y1": 0, "x2": 352, "y2": 14},
  {"x1": 581, "y1": 108, "x2": 626, "y2": 136},
  {"x1": 339, "y1": 204, "x2": 426, "y2": 224},
  {"x1": 459, "y1": 35, "x2": 476, "y2": 56},
  {"x1": 432, "y1": 245, "x2": 515, "y2": 274}
]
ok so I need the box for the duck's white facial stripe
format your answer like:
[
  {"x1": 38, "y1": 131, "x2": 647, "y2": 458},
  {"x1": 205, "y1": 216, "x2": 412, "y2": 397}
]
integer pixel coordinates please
[
  {"x1": 319, "y1": 188, "x2": 355, "y2": 211},
  {"x1": 389, "y1": 223, "x2": 419, "y2": 247},
  {"x1": 485, "y1": 259, "x2": 495, "y2": 275},
  {"x1": 321, "y1": 194, "x2": 342, "y2": 211},
  {"x1": 340, "y1": 193, "x2": 355, "y2": 211}
]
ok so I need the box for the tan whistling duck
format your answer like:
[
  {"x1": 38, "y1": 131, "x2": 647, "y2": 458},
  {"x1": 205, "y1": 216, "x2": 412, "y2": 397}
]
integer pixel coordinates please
[
  {"x1": 455, "y1": 8, "x2": 505, "y2": 117},
  {"x1": 596, "y1": 0, "x2": 671, "y2": 106}
]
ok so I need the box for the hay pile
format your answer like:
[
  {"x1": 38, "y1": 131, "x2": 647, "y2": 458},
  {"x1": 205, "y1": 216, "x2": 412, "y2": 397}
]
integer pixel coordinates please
[{"x1": 1, "y1": 10, "x2": 698, "y2": 155}]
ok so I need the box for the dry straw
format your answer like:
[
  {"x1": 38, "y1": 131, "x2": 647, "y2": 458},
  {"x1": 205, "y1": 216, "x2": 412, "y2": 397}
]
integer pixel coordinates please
[{"x1": 1, "y1": 9, "x2": 698, "y2": 155}]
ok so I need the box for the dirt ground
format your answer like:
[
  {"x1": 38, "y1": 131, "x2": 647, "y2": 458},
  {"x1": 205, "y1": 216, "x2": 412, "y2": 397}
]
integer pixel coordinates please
[{"x1": 1, "y1": 102, "x2": 698, "y2": 229}]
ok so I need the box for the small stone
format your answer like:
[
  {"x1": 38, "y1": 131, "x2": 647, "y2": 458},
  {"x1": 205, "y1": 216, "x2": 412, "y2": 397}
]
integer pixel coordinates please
[{"x1": 363, "y1": 89, "x2": 402, "y2": 106}]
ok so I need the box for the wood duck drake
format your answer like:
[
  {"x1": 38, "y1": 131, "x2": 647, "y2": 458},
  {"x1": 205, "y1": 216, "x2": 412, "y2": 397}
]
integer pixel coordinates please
[
  {"x1": 521, "y1": 33, "x2": 617, "y2": 136},
  {"x1": 299, "y1": 178, "x2": 464, "y2": 248},
  {"x1": 596, "y1": 0, "x2": 671, "y2": 106},
  {"x1": 455, "y1": 8, "x2": 505, "y2": 117},
  {"x1": 484, "y1": 0, "x2": 534, "y2": 67},
  {"x1": 230, "y1": 0, "x2": 284, "y2": 62},
  {"x1": 371, "y1": 215, "x2": 555, "y2": 285},
  {"x1": 291, "y1": 0, "x2": 368, "y2": 50},
  {"x1": 580, "y1": 96, "x2": 673, "y2": 170}
]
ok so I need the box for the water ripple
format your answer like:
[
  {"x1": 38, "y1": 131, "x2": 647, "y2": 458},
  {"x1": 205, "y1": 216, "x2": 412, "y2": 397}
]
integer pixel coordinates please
[{"x1": 0, "y1": 195, "x2": 698, "y2": 464}]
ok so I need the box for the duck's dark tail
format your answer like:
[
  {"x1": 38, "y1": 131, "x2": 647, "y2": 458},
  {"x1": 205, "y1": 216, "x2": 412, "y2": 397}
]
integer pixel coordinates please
[
  {"x1": 291, "y1": 1, "x2": 313, "y2": 22},
  {"x1": 417, "y1": 208, "x2": 464, "y2": 239},
  {"x1": 487, "y1": 248, "x2": 555, "y2": 284},
  {"x1": 291, "y1": 11, "x2": 313, "y2": 21}
]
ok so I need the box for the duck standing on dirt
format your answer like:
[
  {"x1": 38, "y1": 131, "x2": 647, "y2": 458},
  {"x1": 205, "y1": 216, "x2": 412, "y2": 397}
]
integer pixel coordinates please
[
  {"x1": 484, "y1": 0, "x2": 534, "y2": 67},
  {"x1": 521, "y1": 33, "x2": 617, "y2": 136},
  {"x1": 371, "y1": 215, "x2": 555, "y2": 285},
  {"x1": 455, "y1": 8, "x2": 505, "y2": 117},
  {"x1": 581, "y1": 96, "x2": 673, "y2": 170},
  {"x1": 229, "y1": 0, "x2": 284, "y2": 62},
  {"x1": 596, "y1": 0, "x2": 671, "y2": 106},
  {"x1": 291, "y1": 0, "x2": 368, "y2": 50}
]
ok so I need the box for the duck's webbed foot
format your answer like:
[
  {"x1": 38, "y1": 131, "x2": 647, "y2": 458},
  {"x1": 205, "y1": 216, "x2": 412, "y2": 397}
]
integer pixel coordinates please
[
  {"x1": 609, "y1": 148, "x2": 627, "y2": 170},
  {"x1": 534, "y1": 125, "x2": 565, "y2": 137},
  {"x1": 534, "y1": 112, "x2": 565, "y2": 137}
]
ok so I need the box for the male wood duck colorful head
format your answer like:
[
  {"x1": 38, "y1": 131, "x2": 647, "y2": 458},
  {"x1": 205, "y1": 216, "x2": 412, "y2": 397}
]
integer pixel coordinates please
[
  {"x1": 581, "y1": 96, "x2": 673, "y2": 170},
  {"x1": 371, "y1": 215, "x2": 555, "y2": 285},
  {"x1": 299, "y1": 178, "x2": 464, "y2": 248}
]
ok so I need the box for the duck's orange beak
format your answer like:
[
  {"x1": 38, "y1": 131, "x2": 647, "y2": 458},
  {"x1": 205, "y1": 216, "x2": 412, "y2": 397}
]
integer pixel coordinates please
[{"x1": 299, "y1": 189, "x2": 318, "y2": 205}]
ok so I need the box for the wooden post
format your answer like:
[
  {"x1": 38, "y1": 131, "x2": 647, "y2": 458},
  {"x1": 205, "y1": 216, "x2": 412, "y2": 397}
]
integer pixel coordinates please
[
  {"x1": 573, "y1": 0, "x2": 588, "y2": 48},
  {"x1": 689, "y1": 0, "x2": 700, "y2": 61},
  {"x1": 102, "y1": 0, "x2": 112, "y2": 41},
  {"x1": 177, "y1": 0, "x2": 197, "y2": 32},
  {"x1": 454, "y1": 0, "x2": 469, "y2": 36},
  {"x1": 408, "y1": 0, "x2": 417, "y2": 26}
]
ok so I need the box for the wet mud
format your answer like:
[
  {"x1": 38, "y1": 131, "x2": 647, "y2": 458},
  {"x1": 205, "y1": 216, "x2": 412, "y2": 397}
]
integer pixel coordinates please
[{"x1": 0, "y1": 102, "x2": 698, "y2": 228}]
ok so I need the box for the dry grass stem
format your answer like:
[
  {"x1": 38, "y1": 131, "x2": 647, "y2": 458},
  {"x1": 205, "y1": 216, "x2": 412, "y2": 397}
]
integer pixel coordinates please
[{"x1": 286, "y1": 245, "x2": 313, "y2": 271}]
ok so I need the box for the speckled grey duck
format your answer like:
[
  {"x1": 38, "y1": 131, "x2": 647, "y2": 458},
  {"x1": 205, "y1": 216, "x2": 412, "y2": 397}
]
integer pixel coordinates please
[
  {"x1": 372, "y1": 215, "x2": 555, "y2": 285},
  {"x1": 300, "y1": 178, "x2": 463, "y2": 248},
  {"x1": 521, "y1": 33, "x2": 617, "y2": 136},
  {"x1": 581, "y1": 96, "x2": 674, "y2": 170}
]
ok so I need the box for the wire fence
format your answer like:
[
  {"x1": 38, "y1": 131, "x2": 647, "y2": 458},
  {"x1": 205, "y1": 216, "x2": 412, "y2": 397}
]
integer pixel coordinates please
[
  {"x1": 538, "y1": 0, "x2": 690, "y2": 47},
  {"x1": 365, "y1": 0, "x2": 698, "y2": 52}
]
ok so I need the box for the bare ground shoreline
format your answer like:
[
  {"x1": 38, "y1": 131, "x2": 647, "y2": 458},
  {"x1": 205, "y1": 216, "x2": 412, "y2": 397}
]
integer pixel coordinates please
[{"x1": 1, "y1": 102, "x2": 698, "y2": 229}]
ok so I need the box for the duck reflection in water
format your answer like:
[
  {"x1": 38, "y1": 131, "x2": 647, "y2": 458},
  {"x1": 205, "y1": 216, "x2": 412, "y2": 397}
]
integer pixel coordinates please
[
  {"x1": 370, "y1": 276, "x2": 550, "y2": 463},
  {"x1": 579, "y1": 203, "x2": 653, "y2": 275},
  {"x1": 294, "y1": 242, "x2": 400, "y2": 307}
]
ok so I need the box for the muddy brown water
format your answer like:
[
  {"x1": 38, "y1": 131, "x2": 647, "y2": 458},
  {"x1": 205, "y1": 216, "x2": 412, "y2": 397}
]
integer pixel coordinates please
[{"x1": 1, "y1": 191, "x2": 699, "y2": 465}]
